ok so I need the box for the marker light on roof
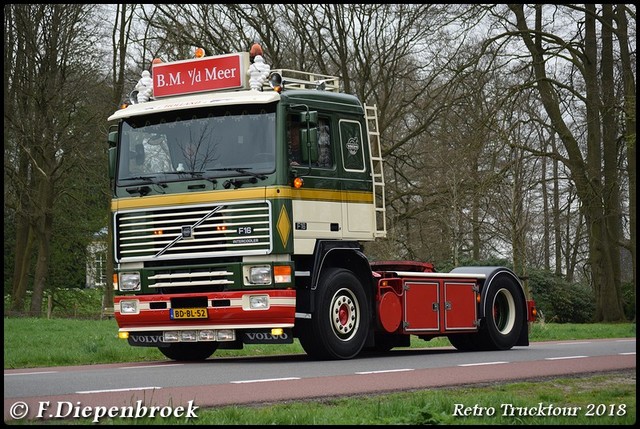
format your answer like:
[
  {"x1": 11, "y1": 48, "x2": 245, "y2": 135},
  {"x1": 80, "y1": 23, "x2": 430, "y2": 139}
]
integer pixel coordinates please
[
  {"x1": 195, "y1": 47, "x2": 205, "y2": 58},
  {"x1": 269, "y1": 72, "x2": 283, "y2": 93}
]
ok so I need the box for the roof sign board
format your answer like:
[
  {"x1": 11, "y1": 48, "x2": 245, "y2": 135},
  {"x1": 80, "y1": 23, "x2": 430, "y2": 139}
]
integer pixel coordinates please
[{"x1": 152, "y1": 52, "x2": 250, "y2": 98}]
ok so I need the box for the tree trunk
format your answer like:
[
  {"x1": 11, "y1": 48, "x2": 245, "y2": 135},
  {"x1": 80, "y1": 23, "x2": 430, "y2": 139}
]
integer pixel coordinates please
[
  {"x1": 29, "y1": 179, "x2": 55, "y2": 316},
  {"x1": 541, "y1": 142, "x2": 550, "y2": 271},
  {"x1": 600, "y1": 4, "x2": 624, "y2": 319},
  {"x1": 551, "y1": 134, "x2": 562, "y2": 276},
  {"x1": 615, "y1": 3, "x2": 637, "y2": 320},
  {"x1": 10, "y1": 216, "x2": 34, "y2": 312}
]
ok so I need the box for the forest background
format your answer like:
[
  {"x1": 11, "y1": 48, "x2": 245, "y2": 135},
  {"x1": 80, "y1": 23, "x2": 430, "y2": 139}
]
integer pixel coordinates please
[{"x1": 3, "y1": 4, "x2": 636, "y2": 323}]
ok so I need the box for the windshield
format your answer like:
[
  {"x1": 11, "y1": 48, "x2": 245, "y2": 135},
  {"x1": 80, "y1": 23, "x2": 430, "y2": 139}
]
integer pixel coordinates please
[{"x1": 116, "y1": 104, "x2": 276, "y2": 184}]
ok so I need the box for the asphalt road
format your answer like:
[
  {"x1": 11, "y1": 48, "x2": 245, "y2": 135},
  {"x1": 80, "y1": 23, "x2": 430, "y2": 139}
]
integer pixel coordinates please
[{"x1": 4, "y1": 338, "x2": 636, "y2": 422}]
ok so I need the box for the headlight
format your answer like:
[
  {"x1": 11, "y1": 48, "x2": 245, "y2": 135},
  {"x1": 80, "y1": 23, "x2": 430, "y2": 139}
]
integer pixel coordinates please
[
  {"x1": 120, "y1": 272, "x2": 141, "y2": 291},
  {"x1": 248, "y1": 266, "x2": 271, "y2": 285}
]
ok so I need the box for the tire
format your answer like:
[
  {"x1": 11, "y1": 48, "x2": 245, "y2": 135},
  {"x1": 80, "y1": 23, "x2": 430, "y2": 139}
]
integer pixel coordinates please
[
  {"x1": 298, "y1": 268, "x2": 369, "y2": 360},
  {"x1": 482, "y1": 275, "x2": 525, "y2": 350},
  {"x1": 158, "y1": 342, "x2": 218, "y2": 361},
  {"x1": 447, "y1": 333, "x2": 488, "y2": 352},
  {"x1": 363, "y1": 332, "x2": 407, "y2": 353}
]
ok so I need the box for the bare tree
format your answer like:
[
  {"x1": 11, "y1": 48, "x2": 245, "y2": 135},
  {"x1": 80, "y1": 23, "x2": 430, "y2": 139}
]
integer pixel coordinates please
[
  {"x1": 501, "y1": 4, "x2": 629, "y2": 320},
  {"x1": 5, "y1": 4, "x2": 110, "y2": 315}
]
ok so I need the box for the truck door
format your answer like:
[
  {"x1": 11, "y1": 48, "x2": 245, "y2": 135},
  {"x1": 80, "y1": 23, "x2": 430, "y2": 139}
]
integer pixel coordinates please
[
  {"x1": 338, "y1": 119, "x2": 375, "y2": 239},
  {"x1": 288, "y1": 114, "x2": 343, "y2": 251}
]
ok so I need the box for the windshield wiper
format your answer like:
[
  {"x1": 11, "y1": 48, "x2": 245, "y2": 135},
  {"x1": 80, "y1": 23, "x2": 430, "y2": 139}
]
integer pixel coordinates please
[
  {"x1": 121, "y1": 175, "x2": 157, "y2": 182},
  {"x1": 206, "y1": 167, "x2": 267, "y2": 181},
  {"x1": 161, "y1": 170, "x2": 217, "y2": 185},
  {"x1": 126, "y1": 185, "x2": 152, "y2": 196},
  {"x1": 163, "y1": 171, "x2": 204, "y2": 177}
]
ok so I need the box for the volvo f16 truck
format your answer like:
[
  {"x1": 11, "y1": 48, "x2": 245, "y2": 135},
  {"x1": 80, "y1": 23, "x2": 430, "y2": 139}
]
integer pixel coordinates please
[{"x1": 107, "y1": 46, "x2": 536, "y2": 361}]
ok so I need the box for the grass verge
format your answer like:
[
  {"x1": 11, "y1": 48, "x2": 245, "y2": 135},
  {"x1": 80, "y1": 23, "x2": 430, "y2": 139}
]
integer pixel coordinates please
[{"x1": 3, "y1": 318, "x2": 636, "y2": 369}]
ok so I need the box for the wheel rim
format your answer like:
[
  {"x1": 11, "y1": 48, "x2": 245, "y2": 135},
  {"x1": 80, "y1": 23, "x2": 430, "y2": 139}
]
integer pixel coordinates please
[
  {"x1": 492, "y1": 288, "x2": 516, "y2": 334},
  {"x1": 329, "y1": 287, "x2": 360, "y2": 341}
]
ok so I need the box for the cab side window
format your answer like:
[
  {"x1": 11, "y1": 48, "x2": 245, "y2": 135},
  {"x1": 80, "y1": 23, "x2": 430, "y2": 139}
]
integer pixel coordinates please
[
  {"x1": 339, "y1": 120, "x2": 365, "y2": 172},
  {"x1": 287, "y1": 115, "x2": 333, "y2": 169},
  {"x1": 316, "y1": 118, "x2": 333, "y2": 168},
  {"x1": 287, "y1": 115, "x2": 302, "y2": 166}
]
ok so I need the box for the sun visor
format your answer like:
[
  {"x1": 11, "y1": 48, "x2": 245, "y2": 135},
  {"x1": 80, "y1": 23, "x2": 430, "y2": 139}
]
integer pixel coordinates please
[{"x1": 108, "y1": 91, "x2": 280, "y2": 121}]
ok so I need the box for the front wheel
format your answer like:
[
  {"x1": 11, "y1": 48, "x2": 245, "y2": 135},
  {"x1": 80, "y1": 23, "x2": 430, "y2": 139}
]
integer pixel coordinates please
[
  {"x1": 298, "y1": 268, "x2": 370, "y2": 360},
  {"x1": 158, "y1": 342, "x2": 218, "y2": 361}
]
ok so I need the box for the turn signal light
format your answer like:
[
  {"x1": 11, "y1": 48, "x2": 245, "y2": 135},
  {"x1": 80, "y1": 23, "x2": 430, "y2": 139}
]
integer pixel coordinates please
[
  {"x1": 293, "y1": 177, "x2": 303, "y2": 188},
  {"x1": 274, "y1": 265, "x2": 292, "y2": 283}
]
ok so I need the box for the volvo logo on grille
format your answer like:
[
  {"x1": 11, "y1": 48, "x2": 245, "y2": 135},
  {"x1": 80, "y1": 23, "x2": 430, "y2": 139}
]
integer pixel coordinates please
[
  {"x1": 181, "y1": 225, "x2": 193, "y2": 239},
  {"x1": 154, "y1": 205, "x2": 222, "y2": 258}
]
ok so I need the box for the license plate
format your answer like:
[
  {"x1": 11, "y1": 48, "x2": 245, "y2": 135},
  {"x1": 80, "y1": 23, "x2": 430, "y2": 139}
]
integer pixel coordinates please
[{"x1": 171, "y1": 308, "x2": 208, "y2": 319}]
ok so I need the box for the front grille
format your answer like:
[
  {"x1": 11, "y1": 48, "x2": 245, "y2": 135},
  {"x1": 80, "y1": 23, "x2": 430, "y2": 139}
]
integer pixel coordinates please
[
  {"x1": 148, "y1": 266, "x2": 234, "y2": 290},
  {"x1": 115, "y1": 200, "x2": 272, "y2": 263}
]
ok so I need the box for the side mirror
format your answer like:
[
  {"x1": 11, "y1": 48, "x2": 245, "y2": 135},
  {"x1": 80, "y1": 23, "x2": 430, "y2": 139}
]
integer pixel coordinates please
[
  {"x1": 298, "y1": 111, "x2": 318, "y2": 127},
  {"x1": 108, "y1": 130, "x2": 118, "y2": 148},
  {"x1": 300, "y1": 128, "x2": 318, "y2": 163},
  {"x1": 107, "y1": 128, "x2": 118, "y2": 180},
  {"x1": 108, "y1": 147, "x2": 117, "y2": 180}
]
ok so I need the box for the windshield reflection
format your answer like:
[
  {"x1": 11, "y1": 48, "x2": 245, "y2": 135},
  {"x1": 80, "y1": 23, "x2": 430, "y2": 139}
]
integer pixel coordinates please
[{"x1": 117, "y1": 104, "x2": 276, "y2": 185}]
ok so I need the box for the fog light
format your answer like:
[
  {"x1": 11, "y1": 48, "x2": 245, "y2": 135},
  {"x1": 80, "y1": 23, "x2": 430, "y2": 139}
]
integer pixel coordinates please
[
  {"x1": 217, "y1": 329, "x2": 235, "y2": 341},
  {"x1": 199, "y1": 330, "x2": 216, "y2": 341},
  {"x1": 119, "y1": 300, "x2": 139, "y2": 314},
  {"x1": 118, "y1": 332, "x2": 129, "y2": 340},
  {"x1": 180, "y1": 331, "x2": 198, "y2": 342},
  {"x1": 163, "y1": 331, "x2": 180, "y2": 342},
  {"x1": 248, "y1": 295, "x2": 269, "y2": 310}
]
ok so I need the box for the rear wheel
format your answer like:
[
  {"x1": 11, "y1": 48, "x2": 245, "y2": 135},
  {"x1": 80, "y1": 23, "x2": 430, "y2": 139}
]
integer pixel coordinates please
[
  {"x1": 158, "y1": 342, "x2": 218, "y2": 361},
  {"x1": 298, "y1": 268, "x2": 369, "y2": 360},
  {"x1": 482, "y1": 275, "x2": 524, "y2": 350},
  {"x1": 447, "y1": 333, "x2": 488, "y2": 351},
  {"x1": 449, "y1": 274, "x2": 524, "y2": 351}
]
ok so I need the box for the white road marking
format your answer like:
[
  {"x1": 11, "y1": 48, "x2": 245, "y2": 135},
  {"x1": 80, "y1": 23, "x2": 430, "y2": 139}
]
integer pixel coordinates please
[
  {"x1": 4, "y1": 371, "x2": 58, "y2": 376},
  {"x1": 458, "y1": 361, "x2": 508, "y2": 367},
  {"x1": 545, "y1": 356, "x2": 588, "y2": 360},
  {"x1": 77, "y1": 386, "x2": 162, "y2": 394},
  {"x1": 230, "y1": 377, "x2": 300, "y2": 384},
  {"x1": 119, "y1": 364, "x2": 184, "y2": 369},
  {"x1": 355, "y1": 369, "x2": 414, "y2": 375}
]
